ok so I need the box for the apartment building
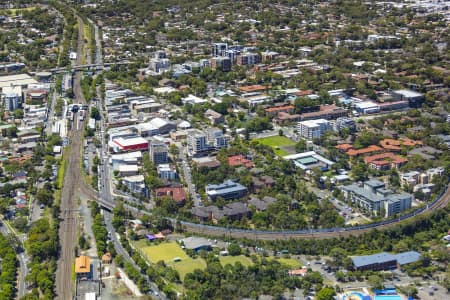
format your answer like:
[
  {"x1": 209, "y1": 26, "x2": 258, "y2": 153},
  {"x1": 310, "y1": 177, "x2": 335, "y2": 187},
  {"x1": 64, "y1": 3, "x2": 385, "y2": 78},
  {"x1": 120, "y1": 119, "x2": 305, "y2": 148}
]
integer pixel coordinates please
[{"x1": 298, "y1": 119, "x2": 331, "y2": 139}]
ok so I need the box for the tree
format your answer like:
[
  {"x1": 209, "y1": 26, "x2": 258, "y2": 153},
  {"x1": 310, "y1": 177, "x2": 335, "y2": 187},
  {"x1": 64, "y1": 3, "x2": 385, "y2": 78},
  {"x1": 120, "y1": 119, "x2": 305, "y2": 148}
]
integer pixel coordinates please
[
  {"x1": 13, "y1": 109, "x2": 24, "y2": 119},
  {"x1": 36, "y1": 188, "x2": 54, "y2": 206},
  {"x1": 317, "y1": 287, "x2": 336, "y2": 300},
  {"x1": 368, "y1": 275, "x2": 384, "y2": 290},
  {"x1": 227, "y1": 243, "x2": 242, "y2": 256}
]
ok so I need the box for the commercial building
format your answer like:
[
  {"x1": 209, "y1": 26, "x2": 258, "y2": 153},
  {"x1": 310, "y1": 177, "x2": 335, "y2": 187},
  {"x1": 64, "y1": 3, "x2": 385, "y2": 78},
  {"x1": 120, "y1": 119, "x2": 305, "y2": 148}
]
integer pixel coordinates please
[
  {"x1": 351, "y1": 251, "x2": 421, "y2": 271},
  {"x1": 391, "y1": 89, "x2": 424, "y2": 108},
  {"x1": 187, "y1": 129, "x2": 209, "y2": 156},
  {"x1": 180, "y1": 236, "x2": 212, "y2": 252},
  {"x1": 149, "y1": 139, "x2": 168, "y2": 164},
  {"x1": 341, "y1": 179, "x2": 412, "y2": 217},
  {"x1": 298, "y1": 119, "x2": 331, "y2": 139},
  {"x1": 284, "y1": 151, "x2": 334, "y2": 171},
  {"x1": 354, "y1": 101, "x2": 380, "y2": 114},
  {"x1": 206, "y1": 180, "x2": 248, "y2": 201},
  {"x1": 111, "y1": 137, "x2": 149, "y2": 152}
]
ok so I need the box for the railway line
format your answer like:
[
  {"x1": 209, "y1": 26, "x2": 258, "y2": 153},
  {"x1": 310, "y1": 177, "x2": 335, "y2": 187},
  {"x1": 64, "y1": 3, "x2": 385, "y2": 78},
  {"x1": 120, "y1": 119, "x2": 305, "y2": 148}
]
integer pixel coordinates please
[{"x1": 55, "y1": 15, "x2": 87, "y2": 300}]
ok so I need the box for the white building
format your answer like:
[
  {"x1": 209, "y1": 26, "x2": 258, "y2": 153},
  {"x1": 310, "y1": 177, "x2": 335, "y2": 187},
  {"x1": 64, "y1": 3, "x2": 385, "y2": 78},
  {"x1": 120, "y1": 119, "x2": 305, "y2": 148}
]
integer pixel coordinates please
[
  {"x1": 354, "y1": 101, "x2": 380, "y2": 114},
  {"x1": 298, "y1": 119, "x2": 331, "y2": 139},
  {"x1": 2, "y1": 85, "x2": 22, "y2": 111},
  {"x1": 157, "y1": 164, "x2": 178, "y2": 180},
  {"x1": 187, "y1": 129, "x2": 208, "y2": 156},
  {"x1": 182, "y1": 94, "x2": 208, "y2": 105}
]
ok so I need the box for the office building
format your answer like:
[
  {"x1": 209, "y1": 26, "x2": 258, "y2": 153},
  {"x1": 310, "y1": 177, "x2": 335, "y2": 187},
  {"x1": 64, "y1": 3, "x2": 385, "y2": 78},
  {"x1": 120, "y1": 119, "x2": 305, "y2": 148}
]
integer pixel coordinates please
[
  {"x1": 206, "y1": 179, "x2": 248, "y2": 201},
  {"x1": 212, "y1": 42, "x2": 228, "y2": 57},
  {"x1": 149, "y1": 139, "x2": 169, "y2": 164},
  {"x1": 149, "y1": 58, "x2": 171, "y2": 73},
  {"x1": 298, "y1": 119, "x2": 331, "y2": 139}
]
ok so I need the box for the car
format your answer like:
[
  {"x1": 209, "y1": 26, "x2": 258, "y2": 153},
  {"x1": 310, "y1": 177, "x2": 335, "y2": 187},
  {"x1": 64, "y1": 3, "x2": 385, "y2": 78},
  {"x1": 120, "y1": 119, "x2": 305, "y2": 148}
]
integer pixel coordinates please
[{"x1": 40, "y1": 204, "x2": 45, "y2": 209}]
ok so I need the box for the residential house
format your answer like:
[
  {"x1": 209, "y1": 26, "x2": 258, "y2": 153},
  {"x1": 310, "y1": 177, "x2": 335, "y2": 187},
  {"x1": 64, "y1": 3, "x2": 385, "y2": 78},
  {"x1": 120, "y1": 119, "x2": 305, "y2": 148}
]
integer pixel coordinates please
[{"x1": 204, "y1": 109, "x2": 224, "y2": 125}]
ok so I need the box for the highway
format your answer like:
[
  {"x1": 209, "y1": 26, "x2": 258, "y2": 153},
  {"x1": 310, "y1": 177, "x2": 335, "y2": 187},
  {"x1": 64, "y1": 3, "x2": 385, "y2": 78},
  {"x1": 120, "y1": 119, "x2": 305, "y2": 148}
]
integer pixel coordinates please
[{"x1": 55, "y1": 13, "x2": 87, "y2": 300}]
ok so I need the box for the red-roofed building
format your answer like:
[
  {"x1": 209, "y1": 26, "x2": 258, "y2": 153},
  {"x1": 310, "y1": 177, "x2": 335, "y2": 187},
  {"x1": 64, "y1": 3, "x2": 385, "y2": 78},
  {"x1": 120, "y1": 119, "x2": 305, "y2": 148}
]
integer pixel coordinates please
[
  {"x1": 364, "y1": 153, "x2": 408, "y2": 170},
  {"x1": 346, "y1": 145, "x2": 384, "y2": 157},
  {"x1": 228, "y1": 155, "x2": 254, "y2": 168},
  {"x1": 265, "y1": 105, "x2": 295, "y2": 116},
  {"x1": 294, "y1": 90, "x2": 313, "y2": 97},
  {"x1": 155, "y1": 187, "x2": 186, "y2": 205},
  {"x1": 238, "y1": 85, "x2": 271, "y2": 93},
  {"x1": 335, "y1": 143, "x2": 353, "y2": 152}
]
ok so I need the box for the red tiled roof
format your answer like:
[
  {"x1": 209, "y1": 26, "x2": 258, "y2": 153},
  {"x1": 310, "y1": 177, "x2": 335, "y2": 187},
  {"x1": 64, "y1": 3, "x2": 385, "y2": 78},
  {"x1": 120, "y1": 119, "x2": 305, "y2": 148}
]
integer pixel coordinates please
[
  {"x1": 228, "y1": 155, "x2": 254, "y2": 168},
  {"x1": 239, "y1": 85, "x2": 271, "y2": 93},
  {"x1": 346, "y1": 145, "x2": 383, "y2": 156},
  {"x1": 155, "y1": 187, "x2": 186, "y2": 203},
  {"x1": 265, "y1": 105, "x2": 294, "y2": 113},
  {"x1": 335, "y1": 143, "x2": 353, "y2": 151},
  {"x1": 364, "y1": 152, "x2": 408, "y2": 165}
]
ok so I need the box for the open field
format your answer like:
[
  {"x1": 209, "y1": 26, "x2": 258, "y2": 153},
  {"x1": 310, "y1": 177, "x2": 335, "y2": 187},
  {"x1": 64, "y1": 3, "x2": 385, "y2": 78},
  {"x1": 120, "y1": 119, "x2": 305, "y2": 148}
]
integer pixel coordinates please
[
  {"x1": 134, "y1": 240, "x2": 206, "y2": 281},
  {"x1": 135, "y1": 240, "x2": 189, "y2": 263},
  {"x1": 255, "y1": 136, "x2": 296, "y2": 156},
  {"x1": 271, "y1": 257, "x2": 302, "y2": 268},
  {"x1": 0, "y1": 7, "x2": 35, "y2": 15},
  {"x1": 169, "y1": 258, "x2": 206, "y2": 281},
  {"x1": 219, "y1": 255, "x2": 253, "y2": 267}
]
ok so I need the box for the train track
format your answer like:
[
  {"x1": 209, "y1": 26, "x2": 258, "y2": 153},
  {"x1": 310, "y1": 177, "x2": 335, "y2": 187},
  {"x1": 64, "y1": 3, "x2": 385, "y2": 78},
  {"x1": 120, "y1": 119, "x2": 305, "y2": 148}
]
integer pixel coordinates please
[{"x1": 55, "y1": 14, "x2": 87, "y2": 300}]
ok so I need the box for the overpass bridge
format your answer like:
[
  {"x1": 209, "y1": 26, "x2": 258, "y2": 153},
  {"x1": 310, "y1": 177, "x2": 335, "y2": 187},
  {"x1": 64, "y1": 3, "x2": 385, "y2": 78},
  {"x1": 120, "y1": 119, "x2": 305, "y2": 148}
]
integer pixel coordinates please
[{"x1": 44, "y1": 61, "x2": 133, "y2": 73}]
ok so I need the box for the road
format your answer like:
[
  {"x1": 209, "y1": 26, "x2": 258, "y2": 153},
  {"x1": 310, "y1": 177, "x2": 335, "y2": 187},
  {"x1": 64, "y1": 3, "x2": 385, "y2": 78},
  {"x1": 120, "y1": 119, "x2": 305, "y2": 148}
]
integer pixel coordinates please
[
  {"x1": 177, "y1": 144, "x2": 199, "y2": 205},
  {"x1": 46, "y1": 88, "x2": 58, "y2": 136},
  {"x1": 55, "y1": 13, "x2": 87, "y2": 300}
]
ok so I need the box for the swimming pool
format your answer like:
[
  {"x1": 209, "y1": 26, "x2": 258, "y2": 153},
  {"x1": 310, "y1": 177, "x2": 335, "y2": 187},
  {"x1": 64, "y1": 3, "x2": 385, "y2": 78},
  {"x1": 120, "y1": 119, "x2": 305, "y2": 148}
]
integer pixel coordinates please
[
  {"x1": 346, "y1": 292, "x2": 372, "y2": 300},
  {"x1": 374, "y1": 295, "x2": 402, "y2": 300}
]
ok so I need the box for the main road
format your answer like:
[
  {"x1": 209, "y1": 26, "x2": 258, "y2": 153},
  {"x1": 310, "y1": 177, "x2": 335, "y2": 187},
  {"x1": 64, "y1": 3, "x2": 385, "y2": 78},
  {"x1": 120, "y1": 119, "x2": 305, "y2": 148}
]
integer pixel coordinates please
[{"x1": 55, "y1": 14, "x2": 87, "y2": 300}]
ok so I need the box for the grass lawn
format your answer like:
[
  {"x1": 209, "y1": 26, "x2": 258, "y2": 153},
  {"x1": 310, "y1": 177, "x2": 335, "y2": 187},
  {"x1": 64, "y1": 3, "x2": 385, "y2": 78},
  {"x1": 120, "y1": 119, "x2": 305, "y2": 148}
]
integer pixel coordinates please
[
  {"x1": 271, "y1": 257, "x2": 302, "y2": 268},
  {"x1": 135, "y1": 240, "x2": 189, "y2": 263},
  {"x1": 134, "y1": 240, "x2": 206, "y2": 281},
  {"x1": 219, "y1": 255, "x2": 254, "y2": 267},
  {"x1": 255, "y1": 136, "x2": 296, "y2": 156},
  {"x1": 169, "y1": 258, "x2": 206, "y2": 281}
]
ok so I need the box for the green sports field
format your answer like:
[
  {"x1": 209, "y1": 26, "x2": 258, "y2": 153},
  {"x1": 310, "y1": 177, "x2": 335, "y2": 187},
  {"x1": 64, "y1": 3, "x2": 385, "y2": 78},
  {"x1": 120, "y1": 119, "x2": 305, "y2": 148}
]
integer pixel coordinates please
[
  {"x1": 255, "y1": 136, "x2": 296, "y2": 156},
  {"x1": 134, "y1": 240, "x2": 206, "y2": 281}
]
